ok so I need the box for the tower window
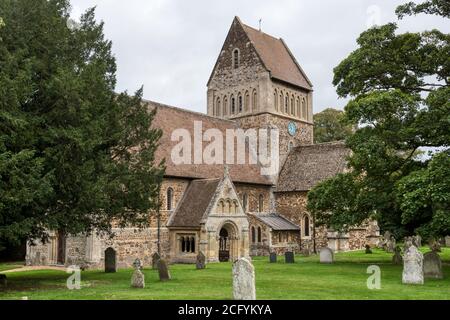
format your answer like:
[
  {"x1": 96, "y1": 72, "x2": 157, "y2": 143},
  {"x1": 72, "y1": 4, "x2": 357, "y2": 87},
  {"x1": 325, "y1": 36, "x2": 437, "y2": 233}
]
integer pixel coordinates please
[
  {"x1": 167, "y1": 187, "x2": 174, "y2": 210},
  {"x1": 274, "y1": 90, "x2": 278, "y2": 111},
  {"x1": 302, "y1": 98, "x2": 307, "y2": 120},
  {"x1": 223, "y1": 97, "x2": 228, "y2": 116},
  {"x1": 285, "y1": 96, "x2": 289, "y2": 113},
  {"x1": 233, "y1": 49, "x2": 240, "y2": 69},
  {"x1": 252, "y1": 90, "x2": 257, "y2": 111},
  {"x1": 238, "y1": 94, "x2": 243, "y2": 113},
  {"x1": 245, "y1": 91, "x2": 250, "y2": 112},
  {"x1": 257, "y1": 227, "x2": 262, "y2": 243},
  {"x1": 231, "y1": 96, "x2": 236, "y2": 114},
  {"x1": 304, "y1": 216, "x2": 310, "y2": 237},
  {"x1": 215, "y1": 97, "x2": 221, "y2": 116},
  {"x1": 288, "y1": 141, "x2": 294, "y2": 152},
  {"x1": 291, "y1": 97, "x2": 295, "y2": 115},
  {"x1": 258, "y1": 194, "x2": 264, "y2": 212},
  {"x1": 251, "y1": 227, "x2": 256, "y2": 243}
]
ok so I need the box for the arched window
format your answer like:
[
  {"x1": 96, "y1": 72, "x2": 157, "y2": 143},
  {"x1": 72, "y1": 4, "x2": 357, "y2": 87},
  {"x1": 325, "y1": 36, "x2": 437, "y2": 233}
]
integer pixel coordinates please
[
  {"x1": 242, "y1": 193, "x2": 248, "y2": 212},
  {"x1": 231, "y1": 95, "x2": 236, "y2": 114},
  {"x1": 215, "y1": 97, "x2": 221, "y2": 116},
  {"x1": 238, "y1": 94, "x2": 243, "y2": 113},
  {"x1": 302, "y1": 98, "x2": 307, "y2": 120},
  {"x1": 291, "y1": 96, "x2": 295, "y2": 115},
  {"x1": 304, "y1": 216, "x2": 310, "y2": 237},
  {"x1": 181, "y1": 236, "x2": 185, "y2": 252},
  {"x1": 252, "y1": 90, "x2": 257, "y2": 111},
  {"x1": 296, "y1": 98, "x2": 300, "y2": 117},
  {"x1": 223, "y1": 97, "x2": 228, "y2": 116},
  {"x1": 257, "y1": 227, "x2": 262, "y2": 243},
  {"x1": 274, "y1": 90, "x2": 278, "y2": 111},
  {"x1": 227, "y1": 200, "x2": 232, "y2": 213},
  {"x1": 233, "y1": 49, "x2": 240, "y2": 69},
  {"x1": 258, "y1": 194, "x2": 264, "y2": 212},
  {"x1": 285, "y1": 95, "x2": 289, "y2": 113},
  {"x1": 190, "y1": 237, "x2": 195, "y2": 252},
  {"x1": 167, "y1": 187, "x2": 173, "y2": 210},
  {"x1": 251, "y1": 227, "x2": 256, "y2": 243},
  {"x1": 233, "y1": 200, "x2": 238, "y2": 214},
  {"x1": 278, "y1": 233, "x2": 282, "y2": 243},
  {"x1": 244, "y1": 91, "x2": 250, "y2": 112}
]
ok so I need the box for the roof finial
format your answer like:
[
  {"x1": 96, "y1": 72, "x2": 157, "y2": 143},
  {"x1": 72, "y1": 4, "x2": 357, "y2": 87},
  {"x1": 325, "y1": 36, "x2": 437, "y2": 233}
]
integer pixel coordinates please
[
  {"x1": 259, "y1": 18, "x2": 262, "y2": 32},
  {"x1": 223, "y1": 165, "x2": 230, "y2": 178}
]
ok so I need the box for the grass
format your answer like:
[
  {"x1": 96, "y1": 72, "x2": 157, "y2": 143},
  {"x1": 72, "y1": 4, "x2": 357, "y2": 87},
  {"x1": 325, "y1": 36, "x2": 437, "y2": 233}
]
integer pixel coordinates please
[
  {"x1": 0, "y1": 262, "x2": 24, "y2": 272},
  {"x1": 1, "y1": 248, "x2": 450, "y2": 300}
]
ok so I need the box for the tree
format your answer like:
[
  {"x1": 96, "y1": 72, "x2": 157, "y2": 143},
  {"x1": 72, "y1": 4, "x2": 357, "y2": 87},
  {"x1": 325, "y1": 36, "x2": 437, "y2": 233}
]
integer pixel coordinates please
[
  {"x1": 0, "y1": 0, "x2": 165, "y2": 248},
  {"x1": 313, "y1": 108, "x2": 353, "y2": 143},
  {"x1": 307, "y1": 1, "x2": 449, "y2": 239}
]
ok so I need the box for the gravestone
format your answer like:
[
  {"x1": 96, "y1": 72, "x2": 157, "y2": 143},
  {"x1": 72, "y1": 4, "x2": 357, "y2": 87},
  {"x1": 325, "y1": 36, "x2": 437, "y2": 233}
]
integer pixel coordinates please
[
  {"x1": 404, "y1": 237, "x2": 413, "y2": 251},
  {"x1": 157, "y1": 259, "x2": 171, "y2": 281},
  {"x1": 0, "y1": 274, "x2": 6, "y2": 288},
  {"x1": 386, "y1": 236, "x2": 396, "y2": 253},
  {"x1": 152, "y1": 252, "x2": 160, "y2": 270},
  {"x1": 269, "y1": 252, "x2": 277, "y2": 263},
  {"x1": 104, "y1": 247, "x2": 117, "y2": 273},
  {"x1": 284, "y1": 251, "x2": 294, "y2": 263},
  {"x1": 232, "y1": 258, "x2": 256, "y2": 300},
  {"x1": 320, "y1": 248, "x2": 334, "y2": 264},
  {"x1": 365, "y1": 244, "x2": 372, "y2": 254},
  {"x1": 429, "y1": 239, "x2": 442, "y2": 252},
  {"x1": 392, "y1": 246, "x2": 403, "y2": 265},
  {"x1": 402, "y1": 245, "x2": 424, "y2": 285},
  {"x1": 446, "y1": 236, "x2": 450, "y2": 247},
  {"x1": 423, "y1": 251, "x2": 443, "y2": 279},
  {"x1": 413, "y1": 235, "x2": 422, "y2": 248},
  {"x1": 131, "y1": 258, "x2": 145, "y2": 288},
  {"x1": 196, "y1": 251, "x2": 206, "y2": 269}
]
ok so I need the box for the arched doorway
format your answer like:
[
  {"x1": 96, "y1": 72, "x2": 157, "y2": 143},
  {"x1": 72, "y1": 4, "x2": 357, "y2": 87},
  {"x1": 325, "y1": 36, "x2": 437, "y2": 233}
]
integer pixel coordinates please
[{"x1": 219, "y1": 228, "x2": 230, "y2": 262}]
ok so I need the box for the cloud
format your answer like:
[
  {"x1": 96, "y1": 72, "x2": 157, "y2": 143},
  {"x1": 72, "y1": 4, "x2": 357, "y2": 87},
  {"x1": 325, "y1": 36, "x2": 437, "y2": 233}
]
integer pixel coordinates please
[{"x1": 70, "y1": 0, "x2": 450, "y2": 113}]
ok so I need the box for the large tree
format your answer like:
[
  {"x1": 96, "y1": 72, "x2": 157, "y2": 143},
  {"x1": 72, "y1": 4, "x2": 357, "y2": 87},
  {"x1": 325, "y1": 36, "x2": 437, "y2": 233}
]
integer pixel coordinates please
[
  {"x1": 0, "y1": 0, "x2": 164, "y2": 248},
  {"x1": 313, "y1": 108, "x2": 353, "y2": 143},
  {"x1": 307, "y1": 1, "x2": 449, "y2": 239}
]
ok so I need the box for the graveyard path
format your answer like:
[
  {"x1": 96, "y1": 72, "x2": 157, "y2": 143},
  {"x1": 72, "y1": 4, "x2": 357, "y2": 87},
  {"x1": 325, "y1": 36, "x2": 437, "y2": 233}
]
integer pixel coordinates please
[{"x1": 2, "y1": 265, "x2": 66, "y2": 273}]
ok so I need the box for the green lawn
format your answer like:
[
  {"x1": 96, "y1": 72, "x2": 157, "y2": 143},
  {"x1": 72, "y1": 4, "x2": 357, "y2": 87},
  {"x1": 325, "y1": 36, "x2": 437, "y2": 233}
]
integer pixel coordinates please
[
  {"x1": 0, "y1": 262, "x2": 24, "y2": 272},
  {"x1": 1, "y1": 248, "x2": 450, "y2": 300}
]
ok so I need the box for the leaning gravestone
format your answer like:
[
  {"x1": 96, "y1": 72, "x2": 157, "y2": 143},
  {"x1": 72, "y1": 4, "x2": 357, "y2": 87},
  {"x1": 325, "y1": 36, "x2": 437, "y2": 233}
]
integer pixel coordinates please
[
  {"x1": 269, "y1": 252, "x2": 277, "y2": 263},
  {"x1": 104, "y1": 247, "x2": 117, "y2": 273},
  {"x1": 285, "y1": 251, "x2": 294, "y2": 263},
  {"x1": 320, "y1": 248, "x2": 334, "y2": 264},
  {"x1": 402, "y1": 245, "x2": 424, "y2": 285},
  {"x1": 151, "y1": 252, "x2": 160, "y2": 270},
  {"x1": 392, "y1": 246, "x2": 403, "y2": 265},
  {"x1": 196, "y1": 251, "x2": 206, "y2": 269},
  {"x1": 232, "y1": 258, "x2": 256, "y2": 300},
  {"x1": 157, "y1": 259, "x2": 171, "y2": 281},
  {"x1": 423, "y1": 251, "x2": 443, "y2": 279},
  {"x1": 131, "y1": 258, "x2": 145, "y2": 288}
]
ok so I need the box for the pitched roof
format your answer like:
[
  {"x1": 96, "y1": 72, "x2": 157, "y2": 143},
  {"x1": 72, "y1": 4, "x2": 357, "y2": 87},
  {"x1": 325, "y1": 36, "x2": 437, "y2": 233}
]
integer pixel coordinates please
[
  {"x1": 252, "y1": 213, "x2": 299, "y2": 231},
  {"x1": 167, "y1": 178, "x2": 221, "y2": 228},
  {"x1": 239, "y1": 18, "x2": 313, "y2": 90},
  {"x1": 276, "y1": 141, "x2": 350, "y2": 192},
  {"x1": 147, "y1": 100, "x2": 273, "y2": 185}
]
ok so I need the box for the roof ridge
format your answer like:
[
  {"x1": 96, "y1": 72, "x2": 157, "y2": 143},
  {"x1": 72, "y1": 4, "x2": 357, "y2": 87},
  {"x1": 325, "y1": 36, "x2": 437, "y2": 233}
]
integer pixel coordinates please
[{"x1": 143, "y1": 98, "x2": 237, "y2": 125}]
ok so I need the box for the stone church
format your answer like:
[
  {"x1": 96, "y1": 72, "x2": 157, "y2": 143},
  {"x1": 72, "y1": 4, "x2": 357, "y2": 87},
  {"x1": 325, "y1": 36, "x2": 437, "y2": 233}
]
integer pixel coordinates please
[{"x1": 26, "y1": 17, "x2": 379, "y2": 269}]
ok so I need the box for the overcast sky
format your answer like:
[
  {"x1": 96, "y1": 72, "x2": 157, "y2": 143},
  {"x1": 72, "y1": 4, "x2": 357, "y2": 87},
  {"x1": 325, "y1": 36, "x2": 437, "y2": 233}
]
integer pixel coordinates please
[{"x1": 70, "y1": 0, "x2": 449, "y2": 114}]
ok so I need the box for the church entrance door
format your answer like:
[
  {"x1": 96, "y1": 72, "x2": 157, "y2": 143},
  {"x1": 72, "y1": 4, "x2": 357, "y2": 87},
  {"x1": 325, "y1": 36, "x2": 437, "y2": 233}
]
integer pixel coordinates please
[{"x1": 219, "y1": 228, "x2": 230, "y2": 262}]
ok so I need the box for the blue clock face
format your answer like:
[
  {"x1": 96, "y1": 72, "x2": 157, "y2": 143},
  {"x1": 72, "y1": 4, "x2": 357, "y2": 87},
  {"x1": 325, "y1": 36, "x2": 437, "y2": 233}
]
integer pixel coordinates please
[{"x1": 288, "y1": 122, "x2": 297, "y2": 136}]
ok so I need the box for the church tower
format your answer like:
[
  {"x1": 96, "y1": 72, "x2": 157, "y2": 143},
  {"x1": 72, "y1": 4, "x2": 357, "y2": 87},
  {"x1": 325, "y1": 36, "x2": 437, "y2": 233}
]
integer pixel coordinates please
[{"x1": 207, "y1": 17, "x2": 314, "y2": 164}]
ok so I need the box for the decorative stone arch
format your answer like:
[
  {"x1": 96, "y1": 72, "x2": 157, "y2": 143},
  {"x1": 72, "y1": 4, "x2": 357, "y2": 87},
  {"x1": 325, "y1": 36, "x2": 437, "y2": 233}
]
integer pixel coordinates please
[
  {"x1": 244, "y1": 90, "x2": 250, "y2": 112},
  {"x1": 296, "y1": 97, "x2": 300, "y2": 117},
  {"x1": 223, "y1": 96, "x2": 228, "y2": 116},
  {"x1": 290, "y1": 95, "x2": 295, "y2": 115},
  {"x1": 217, "y1": 220, "x2": 240, "y2": 262},
  {"x1": 301, "y1": 97, "x2": 307, "y2": 120},
  {"x1": 238, "y1": 92, "x2": 243, "y2": 113},
  {"x1": 215, "y1": 97, "x2": 221, "y2": 116},
  {"x1": 252, "y1": 89, "x2": 257, "y2": 111},
  {"x1": 279, "y1": 91, "x2": 284, "y2": 112},
  {"x1": 274, "y1": 89, "x2": 278, "y2": 111}
]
